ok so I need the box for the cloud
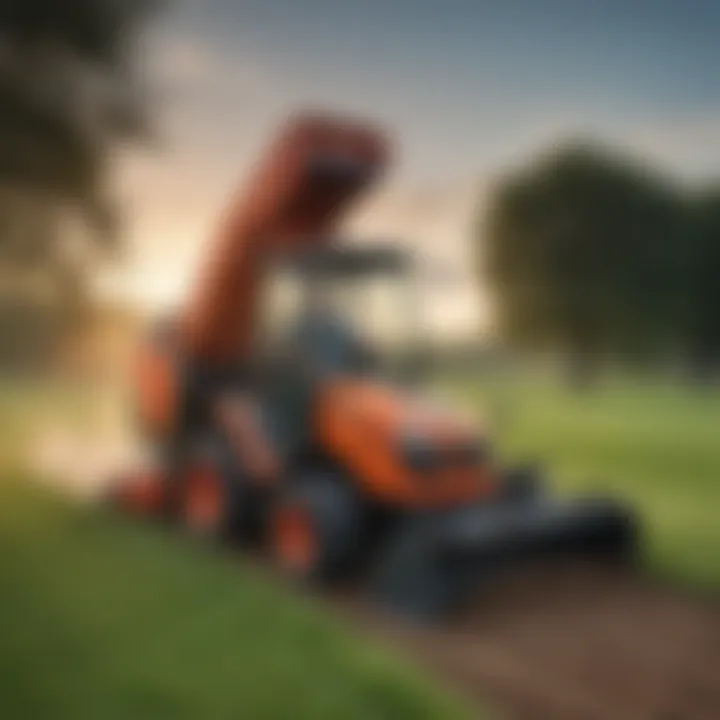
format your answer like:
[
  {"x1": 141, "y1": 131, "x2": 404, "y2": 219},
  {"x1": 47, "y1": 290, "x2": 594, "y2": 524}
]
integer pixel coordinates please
[
  {"x1": 620, "y1": 114, "x2": 720, "y2": 182},
  {"x1": 150, "y1": 31, "x2": 220, "y2": 86},
  {"x1": 148, "y1": 26, "x2": 274, "y2": 100},
  {"x1": 474, "y1": 108, "x2": 720, "y2": 184}
]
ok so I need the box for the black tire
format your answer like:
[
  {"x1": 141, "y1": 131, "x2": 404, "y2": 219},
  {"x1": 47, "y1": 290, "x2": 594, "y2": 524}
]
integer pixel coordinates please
[
  {"x1": 370, "y1": 514, "x2": 473, "y2": 620},
  {"x1": 270, "y1": 474, "x2": 362, "y2": 585},
  {"x1": 178, "y1": 436, "x2": 259, "y2": 544}
]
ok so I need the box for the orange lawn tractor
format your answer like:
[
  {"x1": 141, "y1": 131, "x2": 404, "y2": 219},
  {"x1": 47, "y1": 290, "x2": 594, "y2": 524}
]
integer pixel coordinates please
[{"x1": 110, "y1": 114, "x2": 638, "y2": 618}]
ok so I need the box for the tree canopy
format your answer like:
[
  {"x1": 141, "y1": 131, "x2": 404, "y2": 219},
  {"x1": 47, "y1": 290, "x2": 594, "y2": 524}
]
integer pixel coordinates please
[
  {"x1": 683, "y1": 188, "x2": 720, "y2": 372},
  {"x1": 481, "y1": 141, "x2": 695, "y2": 374},
  {"x1": 0, "y1": 0, "x2": 156, "y2": 368},
  {"x1": 0, "y1": 0, "x2": 155, "y2": 232}
]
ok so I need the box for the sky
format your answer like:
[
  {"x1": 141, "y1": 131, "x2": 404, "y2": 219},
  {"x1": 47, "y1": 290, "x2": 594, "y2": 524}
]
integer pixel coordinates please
[{"x1": 107, "y1": 0, "x2": 720, "y2": 337}]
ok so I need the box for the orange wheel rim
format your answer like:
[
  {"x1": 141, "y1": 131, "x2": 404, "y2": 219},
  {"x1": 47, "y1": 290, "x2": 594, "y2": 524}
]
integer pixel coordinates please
[
  {"x1": 274, "y1": 506, "x2": 317, "y2": 573},
  {"x1": 184, "y1": 466, "x2": 223, "y2": 531}
]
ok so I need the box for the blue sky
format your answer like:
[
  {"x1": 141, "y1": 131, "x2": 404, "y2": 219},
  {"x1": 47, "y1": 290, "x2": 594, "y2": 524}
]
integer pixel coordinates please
[
  {"x1": 112, "y1": 0, "x2": 720, "y2": 326},
  {"x1": 164, "y1": 0, "x2": 720, "y2": 181}
]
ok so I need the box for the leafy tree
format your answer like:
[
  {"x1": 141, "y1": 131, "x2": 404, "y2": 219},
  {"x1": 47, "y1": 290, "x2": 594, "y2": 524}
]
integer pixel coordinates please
[
  {"x1": 481, "y1": 141, "x2": 685, "y2": 380},
  {"x1": 0, "y1": 0, "x2": 157, "y2": 367},
  {"x1": 683, "y1": 188, "x2": 720, "y2": 375}
]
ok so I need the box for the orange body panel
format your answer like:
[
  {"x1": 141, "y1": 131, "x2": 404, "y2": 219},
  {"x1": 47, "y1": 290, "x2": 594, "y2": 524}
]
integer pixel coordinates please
[
  {"x1": 316, "y1": 379, "x2": 493, "y2": 508},
  {"x1": 181, "y1": 114, "x2": 389, "y2": 366}
]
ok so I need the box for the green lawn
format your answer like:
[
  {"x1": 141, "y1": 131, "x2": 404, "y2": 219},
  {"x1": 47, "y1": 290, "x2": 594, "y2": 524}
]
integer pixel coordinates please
[
  {"x1": 2, "y1": 374, "x2": 719, "y2": 718},
  {"x1": 444, "y1": 374, "x2": 720, "y2": 591},
  {"x1": 0, "y1": 480, "x2": 470, "y2": 720},
  {"x1": 0, "y1": 380, "x2": 471, "y2": 720}
]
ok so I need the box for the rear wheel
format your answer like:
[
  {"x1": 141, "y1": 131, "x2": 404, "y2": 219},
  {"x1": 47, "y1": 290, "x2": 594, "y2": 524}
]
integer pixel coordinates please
[{"x1": 270, "y1": 475, "x2": 361, "y2": 585}]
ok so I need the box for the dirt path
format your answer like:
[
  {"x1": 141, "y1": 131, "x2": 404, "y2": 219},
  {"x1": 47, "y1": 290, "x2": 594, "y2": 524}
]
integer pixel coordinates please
[{"x1": 340, "y1": 563, "x2": 720, "y2": 720}]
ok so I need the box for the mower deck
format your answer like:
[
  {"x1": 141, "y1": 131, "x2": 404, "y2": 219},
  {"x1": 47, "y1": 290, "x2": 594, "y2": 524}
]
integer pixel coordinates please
[{"x1": 371, "y1": 495, "x2": 637, "y2": 618}]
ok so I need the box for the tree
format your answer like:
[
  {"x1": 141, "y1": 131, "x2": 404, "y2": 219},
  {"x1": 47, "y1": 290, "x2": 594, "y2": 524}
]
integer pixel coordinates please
[
  {"x1": 0, "y1": 0, "x2": 157, "y2": 367},
  {"x1": 480, "y1": 141, "x2": 685, "y2": 381},
  {"x1": 683, "y1": 188, "x2": 720, "y2": 375}
]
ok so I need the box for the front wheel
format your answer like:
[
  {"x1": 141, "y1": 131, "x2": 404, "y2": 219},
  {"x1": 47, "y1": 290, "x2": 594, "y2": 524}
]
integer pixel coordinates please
[
  {"x1": 180, "y1": 460, "x2": 226, "y2": 538},
  {"x1": 269, "y1": 475, "x2": 361, "y2": 585},
  {"x1": 178, "y1": 438, "x2": 256, "y2": 543}
]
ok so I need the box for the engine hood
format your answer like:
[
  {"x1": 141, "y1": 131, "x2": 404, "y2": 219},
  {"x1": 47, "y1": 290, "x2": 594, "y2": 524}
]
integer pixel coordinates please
[
  {"x1": 322, "y1": 379, "x2": 480, "y2": 445},
  {"x1": 316, "y1": 378, "x2": 492, "y2": 506}
]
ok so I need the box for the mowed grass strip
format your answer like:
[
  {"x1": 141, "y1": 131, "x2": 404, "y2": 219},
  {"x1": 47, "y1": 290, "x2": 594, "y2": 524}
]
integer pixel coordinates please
[
  {"x1": 446, "y1": 375, "x2": 720, "y2": 591},
  {"x1": 0, "y1": 478, "x2": 471, "y2": 720}
]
